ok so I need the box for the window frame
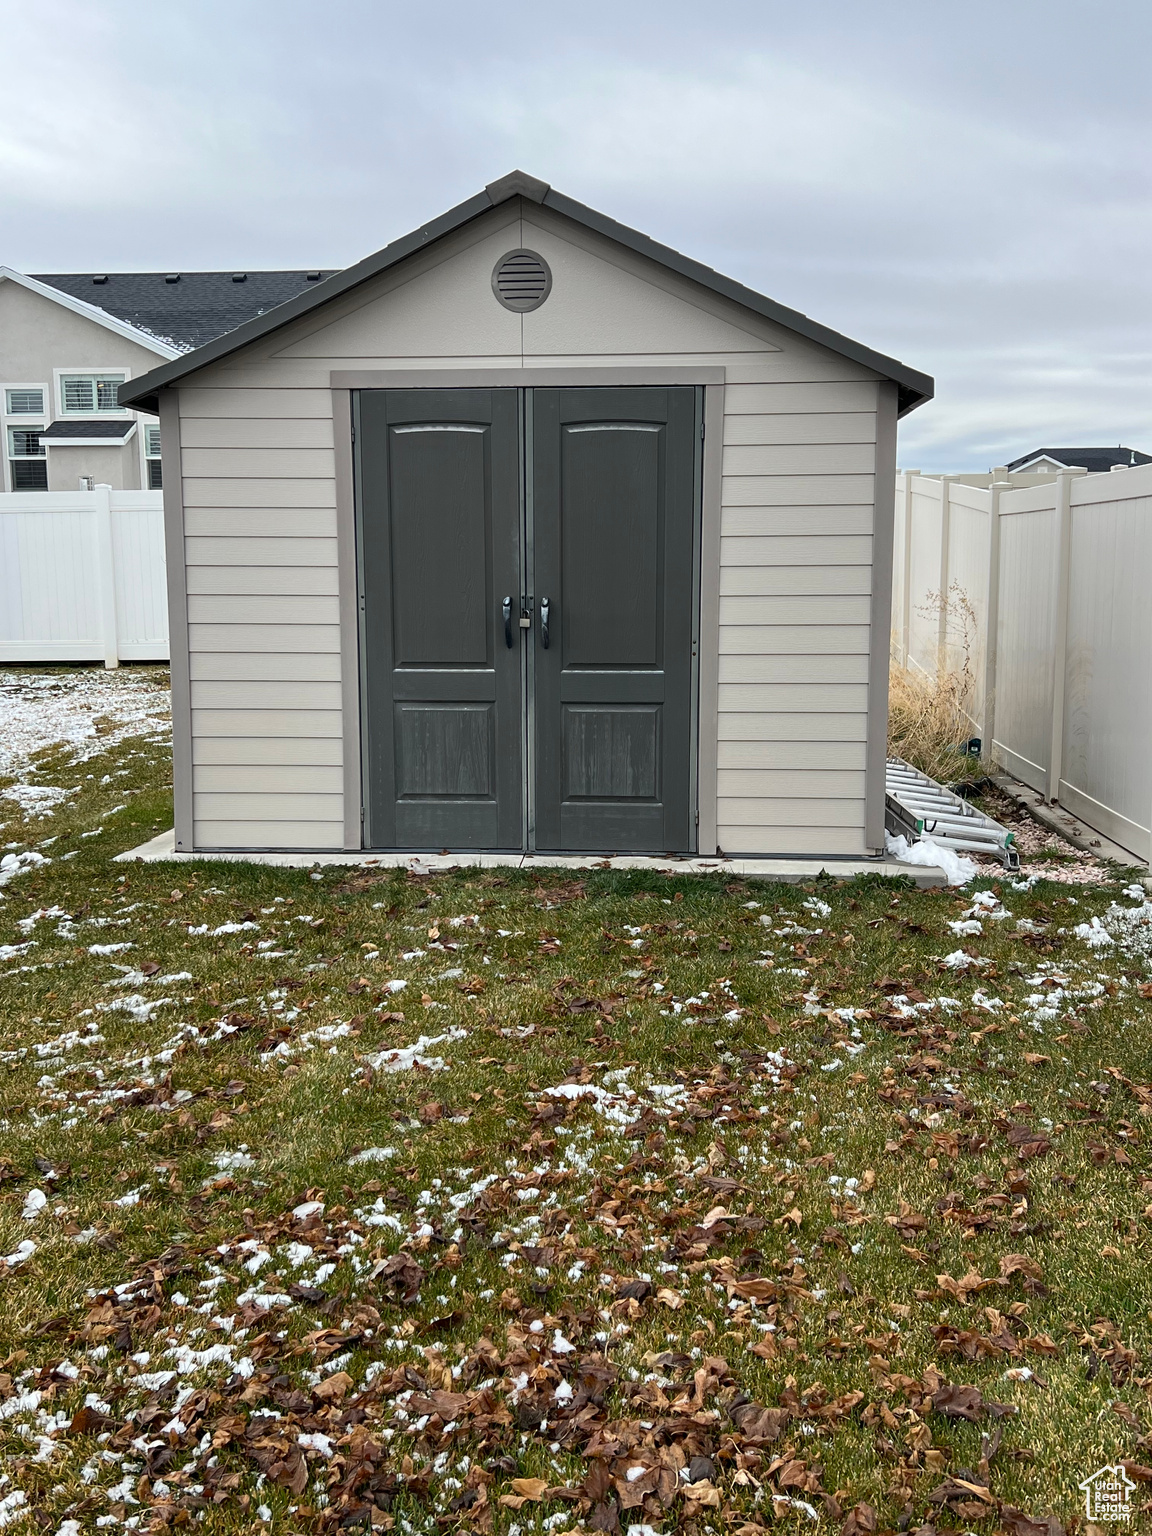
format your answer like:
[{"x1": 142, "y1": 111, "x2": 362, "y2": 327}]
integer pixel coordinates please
[
  {"x1": 53, "y1": 366, "x2": 132, "y2": 418},
  {"x1": 143, "y1": 423, "x2": 163, "y2": 489},
  {"x1": 1, "y1": 381, "x2": 49, "y2": 491}
]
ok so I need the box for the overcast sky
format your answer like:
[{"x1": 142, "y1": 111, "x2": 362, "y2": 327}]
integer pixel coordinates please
[{"x1": 2, "y1": 0, "x2": 1148, "y2": 469}]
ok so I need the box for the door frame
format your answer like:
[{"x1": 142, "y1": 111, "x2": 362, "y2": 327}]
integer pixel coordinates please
[{"x1": 334, "y1": 365, "x2": 724, "y2": 854}]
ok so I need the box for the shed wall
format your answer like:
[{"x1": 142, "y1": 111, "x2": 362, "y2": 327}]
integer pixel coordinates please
[{"x1": 171, "y1": 201, "x2": 888, "y2": 856}]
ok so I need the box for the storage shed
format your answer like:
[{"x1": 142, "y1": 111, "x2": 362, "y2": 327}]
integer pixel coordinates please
[{"x1": 121, "y1": 171, "x2": 933, "y2": 861}]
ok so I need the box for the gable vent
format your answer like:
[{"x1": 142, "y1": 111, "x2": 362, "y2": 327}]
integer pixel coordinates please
[{"x1": 491, "y1": 248, "x2": 552, "y2": 312}]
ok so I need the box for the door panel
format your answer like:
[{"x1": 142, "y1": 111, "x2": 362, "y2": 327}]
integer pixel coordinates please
[
  {"x1": 532, "y1": 388, "x2": 696, "y2": 852},
  {"x1": 358, "y1": 390, "x2": 522, "y2": 849}
]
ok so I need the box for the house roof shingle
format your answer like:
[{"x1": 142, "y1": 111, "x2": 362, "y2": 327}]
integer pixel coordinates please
[
  {"x1": 29, "y1": 270, "x2": 338, "y2": 352},
  {"x1": 40, "y1": 419, "x2": 136, "y2": 440},
  {"x1": 1006, "y1": 446, "x2": 1152, "y2": 474}
]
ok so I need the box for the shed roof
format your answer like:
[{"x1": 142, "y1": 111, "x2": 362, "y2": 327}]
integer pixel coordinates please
[
  {"x1": 1005, "y1": 446, "x2": 1151, "y2": 474},
  {"x1": 120, "y1": 171, "x2": 934, "y2": 416}
]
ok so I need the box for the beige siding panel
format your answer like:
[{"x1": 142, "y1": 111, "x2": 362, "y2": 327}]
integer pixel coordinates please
[
  {"x1": 719, "y1": 712, "x2": 868, "y2": 741},
  {"x1": 720, "y1": 536, "x2": 872, "y2": 566},
  {"x1": 192, "y1": 709, "x2": 341, "y2": 737},
  {"x1": 720, "y1": 565, "x2": 872, "y2": 597},
  {"x1": 180, "y1": 388, "x2": 333, "y2": 418},
  {"x1": 184, "y1": 508, "x2": 338, "y2": 537},
  {"x1": 189, "y1": 652, "x2": 342, "y2": 682},
  {"x1": 721, "y1": 508, "x2": 872, "y2": 538},
  {"x1": 719, "y1": 655, "x2": 870, "y2": 685},
  {"x1": 182, "y1": 478, "x2": 337, "y2": 509},
  {"x1": 720, "y1": 356, "x2": 880, "y2": 386},
  {"x1": 194, "y1": 821, "x2": 341, "y2": 849},
  {"x1": 180, "y1": 417, "x2": 336, "y2": 449},
  {"x1": 193, "y1": 764, "x2": 343, "y2": 793},
  {"x1": 719, "y1": 825, "x2": 866, "y2": 855},
  {"x1": 194, "y1": 791, "x2": 342, "y2": 820},
  {"x1": 723, "y1": 474, "x2": 874, "y2": 506},
  {"x1": 723, "y1": 444, "x2": 876, "y2": 476},
  {"x1": 193, "y1": 736, "x2": 343, "y2": 766},
  {"x1": 190, "y1": 680, "x2": 342, "y2": 710},
  {"x1": 718, "y1": 594, "x2": 872, "y2": 625},
  {"x1": 724, "y1": 413, "x2": 878, "y2": 446},
  {"x1": 718, "y1": 683, "x2": 868, "y2": 711},
  {"x1": 187, "y1": 568, "x2": 339, "y2": 597},
  {"x1": 718, "y1": 798, "x2": 865, "y2": 827},
  {"x1": 187, "y1": 595, "x2": 340, "y2": 623},
  {"x1": 189, "y1": 623, "x2": 341, "y2": 651},
  {"x1": 724, "y1": 382, "x2": 880, "y2": 414},
  {"x1": 719, "y1": 624, "x2": 870, "y2": 655},
  {"x1": 185, "y1": 536, "x2": 337, "y2": 567},
  {"x1": 718, "y1": 768, "x2": 865, "y2": 798},
  {"x1": 717, "y1": 740, "x2": 866, "y2": 770},
  {"x1": 181, "y1": 447, "x2": 336, "y2": 479}
]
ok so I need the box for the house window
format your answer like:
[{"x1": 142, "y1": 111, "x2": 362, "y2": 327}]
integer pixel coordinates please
[
  {"x1": 60, "y1": 373, "x2": 126, "y2": 414},
  {"x1": 5, "y1": 387, "x2": 44, "y2": 415},
  {"x1": 144, "y1": 424, "x2": 162, "y2": 489},
  {"x1": 7, "y1": 425, "x2": 47, "y2": 491}
]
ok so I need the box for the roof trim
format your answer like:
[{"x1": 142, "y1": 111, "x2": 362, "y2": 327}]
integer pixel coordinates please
[
  {"x1": 119, "y1": 172, "x2": 934, "y2": 416},
  {"x1": 0, "y1": 268, "x2": 182, "y2": 362}
]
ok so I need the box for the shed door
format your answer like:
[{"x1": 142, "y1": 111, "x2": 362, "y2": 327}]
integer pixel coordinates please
[
  {"x1": 532, "y1": 388, "x2": 696, "y2": 852},
  {"x1": 358, "y1": 389, "x2": 523, "y2": 849}
]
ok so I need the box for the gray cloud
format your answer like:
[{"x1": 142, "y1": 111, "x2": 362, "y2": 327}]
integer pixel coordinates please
[{"x1": 1, "y1": 0, "x2": 1148, "y2": 468}]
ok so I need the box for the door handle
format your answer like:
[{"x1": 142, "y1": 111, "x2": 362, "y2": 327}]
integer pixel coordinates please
[
  {"x1": 540, "y1": 597, "x2": 550, "y2": 649},
  {"x1": 502, "y1": 596, "x2": 513, "y2": 648}
]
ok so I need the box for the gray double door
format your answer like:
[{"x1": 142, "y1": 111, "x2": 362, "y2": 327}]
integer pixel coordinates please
[{"x1": 356, "y1": 386, "x2": 698, "y2": 853}]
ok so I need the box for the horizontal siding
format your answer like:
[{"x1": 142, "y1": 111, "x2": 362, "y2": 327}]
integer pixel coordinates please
[
  {"x1": 718, "y1": 798, "x2": 865, "y2": 827},
  {"x1": 717, "y1": 740, "x2": 866, "y2": 770},
  {"x1": 193, "y1": 821, "x2": 342, "y2": 849},
  {"x1": 721, "y1": 507, "x2": 872, "y2": 537},
  {"x1": 192, "y1": 709, "x2": 341, "y2": 737},
  {"x1": 186, "y1": 568, "x2": 339, "y2": 596},
  {"x1": 718, "y1": 683, "x2": 868, "y2": 711},
  {"x1": 181, "y1": 447, "x2": 335, "y2": 478},
  {"x1": 180, "y1": 417, "x2": 335, "y2": 449},
  {"x1": 723, "y1": 412, "x2": 877, "y2": 446},
  {"x1": 724, "y1": 382, "x2": 879, "y2": 414},
  {"x1": 718, "y1": 712, "x2": 867, "y2": 741},
  {"x1": 193, "y1": 736, "x2": 343, "y2": 765},
  {"x1": 717, "y1": 768, "x2": 866, "y2": 798},
  {"x1": 718, "y1": 655, "x2": 870, "y2": 685},
  {"x1": 719, "y1": 826, "x2": 866, "y2": 856},
  {"x1": 722, "y1": 474, "x2": 874, "y2": 506},
  {"x1": 182, "y1": 478, "x2": 337, "y2": 509},
  {"x1": 720, "y1": 535, "x2": 871, "y2": 566},
  {"x1": 185, "y1": 536, "x2": 337, "y2": 566},
  {"x1": 722, "y1": 443, "x2": 875, "y2": 476},
  {"x1": 180, "y1": 387, "x2": 333, "y2": 418},
  {"x1": 189, "y1": 680, "x2": 342, "y2": 709},
  {"x1": 718, "y1": 594, "x2": 872, "y2": 624},
  {"x1": 719, "y1": 624, "x2": 870, "y2": 655},
  {"x1": 186, "y1": 595, "x2": 339, "y2": 623},
  {"x1": 193, "y1": 764, "x2": 343, "y2": 793},
  {"x1": 194, "y1": 791, "x2": 342, "y2": 819},
  {"x1": 720, "y1": 565, "x2": 871, "y2": 597},
  {"x1": 184, "y1": 508, "x2": 338, "y2": 537},
  {"x1": 188, "y1": 623, "x2": 341, "y2": 651},
  {"x1": 188, "y1": 652, "x2": 342, "y2": 682}
]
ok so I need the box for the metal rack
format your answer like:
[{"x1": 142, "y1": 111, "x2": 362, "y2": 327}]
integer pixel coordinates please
[{"x1": 885, "y1": 757, "x2": 1020, "y2": 871}]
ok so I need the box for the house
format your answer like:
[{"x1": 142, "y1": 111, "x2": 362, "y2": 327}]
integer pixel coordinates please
[
  {"x1": 1006, "y1": 445, "x2": 1151, "y2": 474},
  {"x1": 0, "y1": 268, "x2": 335, "y2": 492},
  {"x1": 120, "y1": 170, "x2": 933, "y2": 861}
]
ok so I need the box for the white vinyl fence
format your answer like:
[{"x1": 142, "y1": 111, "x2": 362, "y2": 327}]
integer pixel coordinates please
[
  {"x1": 893, "y1": 463, "x2": 1152, "y2": 861},
  {"x1": 0, "y1": 485, "x2": 168, "y2": 667}
]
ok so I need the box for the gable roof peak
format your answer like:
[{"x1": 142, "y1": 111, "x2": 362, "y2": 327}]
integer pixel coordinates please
[{"x1": 486, "y1": 170, "x2": 550, "y2": 205}]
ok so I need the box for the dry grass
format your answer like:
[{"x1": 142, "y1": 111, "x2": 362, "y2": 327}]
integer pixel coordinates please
[{"x1": 887, "y1": 658, "x2": 983, "y2": 784}]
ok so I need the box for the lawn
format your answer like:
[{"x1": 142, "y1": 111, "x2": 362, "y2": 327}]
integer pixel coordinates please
[{"x1": 2, "y1": 668, "x2": 1151, "y2": 1536}]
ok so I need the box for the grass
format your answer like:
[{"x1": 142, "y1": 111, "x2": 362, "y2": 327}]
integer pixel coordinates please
[{"x1": 2, "y1": 696, "x2": 1151, "y2": 1534}]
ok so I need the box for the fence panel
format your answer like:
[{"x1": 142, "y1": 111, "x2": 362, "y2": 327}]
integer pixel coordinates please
[
  {"x1": 0, "y1": 487, "x2": 167, "y2": 665},
  {"x1": 992, "y1": 496, "x2": 1058, "y2": 793}
]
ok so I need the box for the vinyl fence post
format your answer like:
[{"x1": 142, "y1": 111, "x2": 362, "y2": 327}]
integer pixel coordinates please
[
  {"x1": 982, "y1": 473, "x2": 1007, "y2": 757},
  {"x1": 93, "y1": 483, "x2": 120, "y2": 670},
  {"x1": 937, "y1": 474, "x2": 952, "y2": 675},
  {"x1": 1046, "y1": 468, "x2": 1074, "y2": 802},
  {"x1": 901, "y1": 470, "x2": 918, "y2": 665}
]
